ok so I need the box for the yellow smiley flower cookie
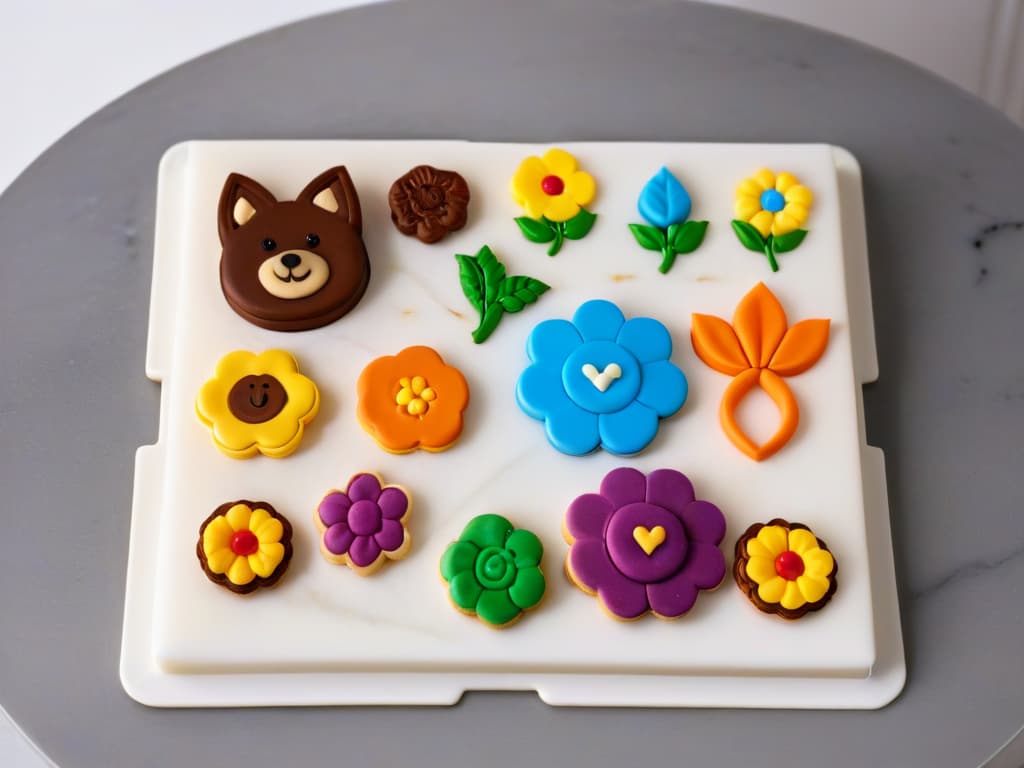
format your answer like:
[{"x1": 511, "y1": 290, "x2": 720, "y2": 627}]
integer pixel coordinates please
[{"x1": 196, "y1": 349, "x2": 320, "y2": 459}]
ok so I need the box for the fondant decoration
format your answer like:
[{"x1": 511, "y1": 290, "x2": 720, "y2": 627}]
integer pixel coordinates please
[
  {"x1": 455, "y1": 245, "x2": 550, "y2": 343},
  {"x1": 315, "y1": 473, "x2": 412, "y2": 576},
  {"x1": 628, "y1": 167, "x2": 708, "y2": 273},
  {"x1": 357, "y1": 345, "x2": 469, "y2": 453},
  {"x1": 197, "y1": 501, "x2": 293, "y2": 594},
  {"x1": 516, "y1": 300, "x2": 688, "y2": 455},
  {"x1": 691, "y1": 283, "x2": 829, "y2": 461},
  {"x1": 581, "y1": 362, "x2": 621, "y2": 392},
  {"x1": 217, "y1": 166, "x2": 370, "y2": 331},
  {"x1": 564, "y1": 468, "x2": 726, "y2": 620},
  {"x1": 731, "y1": 168, "x2": 813, "y2": 272},
  {"x1": 733, "y1": 518, "x2": 837, "y2": 619},
  {"x1": 440, "y1": 514, "x2": 545, "y2": 628},
  {"x1": 196, "y1": 349, "x2": 320, "y2": 459},
  {"x1": 511, "y1": 148, "x2": 597, "y2": 255},
  {"x1": 388, "y1": 165, "x2": 470, "y2": 243}
]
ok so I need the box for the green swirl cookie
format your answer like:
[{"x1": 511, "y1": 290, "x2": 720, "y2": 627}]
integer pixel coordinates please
[{"x1": 440, "y1": 514, "x2": 545, "y2": 628}]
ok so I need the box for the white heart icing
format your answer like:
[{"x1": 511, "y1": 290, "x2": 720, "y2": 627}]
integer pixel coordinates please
[{"x1": 581, "y1": 363, "x2": 622, "y2": 392}]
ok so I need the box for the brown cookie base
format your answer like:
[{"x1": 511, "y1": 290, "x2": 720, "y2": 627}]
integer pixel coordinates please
[
  {"x1": 733, "y1": 518, "x2": 837, "y2": 620},
  {"x1": 219, "y1": 257, "x2": 370, "y2": 333},
  {"x1": 196, "y1": 500, "x2": 294, "y2": 595}
]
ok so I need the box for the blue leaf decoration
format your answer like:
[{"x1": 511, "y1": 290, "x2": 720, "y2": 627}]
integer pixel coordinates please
[{"x1": 638, "y1": 167, "x2": 691, "y2": 229}]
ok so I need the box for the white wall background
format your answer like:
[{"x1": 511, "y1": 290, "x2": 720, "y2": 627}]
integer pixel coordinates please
[
  {"x1": 2, "y1": 0, "x2": 1024, "y2": 196},
  {"x1": 1, "y1": 1, "x2": 1023, "y2": 765}
]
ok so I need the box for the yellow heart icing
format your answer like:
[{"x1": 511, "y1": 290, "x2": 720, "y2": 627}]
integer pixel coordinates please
[{"x1": 633, "y1": 525, "x2": 666, "y2": 555}]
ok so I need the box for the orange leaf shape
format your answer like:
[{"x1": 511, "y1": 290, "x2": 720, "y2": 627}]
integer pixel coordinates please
[
  {"x1": 720, "y1": 368, "x2": 799, "y2": 461},
  {"x1": 691, "y1": 313, "x2": 750, "y2": 375},
  {"x1": 768, "y1": 319, "x2": 831, "y2": 376},
  {"x1": 733, "y1": 282, "x2": 788, "y2": 368}
]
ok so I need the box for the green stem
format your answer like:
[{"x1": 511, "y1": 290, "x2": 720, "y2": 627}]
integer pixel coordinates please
[
  {"x1": 764, "y1": 238, "x2": 779, "y2": 272},
  {"x1": 471, "y1": 302, "x2": 504, "y2": 344},
  {"x1": 658, "y1": 246, "x2": 677, "y2": 274},
  {"x1": 546, "y1": 222, "x2": 564, "y2": 256}
]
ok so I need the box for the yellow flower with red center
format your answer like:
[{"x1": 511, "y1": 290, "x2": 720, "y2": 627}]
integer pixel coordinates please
[
  {"x1": 733, "y1": 518, "x2": 837, "y2": 619},
  {"x1": 512, "y1": 148, "x2": 596, "y2": 222},
  {"x1": 511, "y1": 148, "x2": 598, "y2": 255},
  {"x1": 198, "y1": 501, "x2": 292, "y2": 594}
]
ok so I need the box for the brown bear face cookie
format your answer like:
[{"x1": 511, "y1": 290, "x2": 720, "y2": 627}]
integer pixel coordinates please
[{"x1": 217, "y1": 167, "x2": 370, "y2": 332}]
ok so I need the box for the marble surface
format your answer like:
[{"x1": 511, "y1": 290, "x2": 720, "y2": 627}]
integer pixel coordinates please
[{"x1": 0, "y1": 0, "x2": 1022, "y2": 765}]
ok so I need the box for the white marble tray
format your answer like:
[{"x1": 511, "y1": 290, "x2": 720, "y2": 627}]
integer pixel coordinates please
[{"x1": 120, "y1": 140, "x2": 904, "y2": 707}]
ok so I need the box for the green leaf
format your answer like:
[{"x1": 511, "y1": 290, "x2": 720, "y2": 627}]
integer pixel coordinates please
[
  {"x1": 497, "y1": 276, "x2": 549, "y2": 304},
  {"x1": 731, "y1": 219, "x2": 767, "y2": 253},
  {"x1": 562, "y1": 208, "x2": 597, "y2": 240},
  {"x1": 499, "y1": 295, "x2": 524, "y2": 312},
  {"x1": 459, "y1": 246, "x2": 550, "y2": 343},
  {"x1": 472, "y1": 303, "x2": 505, "y2": 344},
  {"x1": 628, "y1": 223, "x2": 666, "y2": 252},
  {"x1": 454, "y1": 253, "x2": 484, "y2": 312},
  {"x1": 475, "y1": 245, "x2": 506, "y2": 305},
  {"x1": 515, "y1": 216, "x2": 556, "y2": 243},
  {"x1": 771, "y1": 228, "x2": 808, "y2": 254},
  {"x1": 497, "y1": 278, "x2": 548, "y2": 313},
  {"x1": 669, "y1": 220, "x2": 708, "y2": 254},
  {"x1": 496, "y1": 275, "x2": 530, "y2": 296}
]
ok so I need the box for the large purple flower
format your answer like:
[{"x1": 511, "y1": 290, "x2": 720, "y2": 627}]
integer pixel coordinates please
[
  {"x1": 315, "y1": 473, "x2": 412, "y2": 576},
  {"x1": 564, "y1": 467, "x2": 726, "y2": 619}
]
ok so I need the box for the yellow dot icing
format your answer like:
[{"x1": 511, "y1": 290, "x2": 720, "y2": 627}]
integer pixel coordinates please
[{"x1": 396, "y1": 374, "x2": 437, "y2": 417}]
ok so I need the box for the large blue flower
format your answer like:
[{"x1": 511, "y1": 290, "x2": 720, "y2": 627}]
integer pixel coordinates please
[{"x1": 516, "y1": 300, "x2": 688, "y2": 455}]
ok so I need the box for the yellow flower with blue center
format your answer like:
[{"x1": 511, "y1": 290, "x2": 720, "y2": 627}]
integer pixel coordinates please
[{"x1": 731, "y1": 168, "x2": 814, "y2": 272}]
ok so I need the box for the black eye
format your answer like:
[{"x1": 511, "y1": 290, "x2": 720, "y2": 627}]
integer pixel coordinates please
[
  {"x1": 261, "y1": 238, "x2": 277, "y2": 252},
  {"x1": 249, "y1": 383, "x2": 255, "y2": 389},
  {"x1": 262, "y1": 383, "x2": 269, "y2": 389},
  {"x1": 306, "y1": 233, "x2": 320, "y2": 248}
]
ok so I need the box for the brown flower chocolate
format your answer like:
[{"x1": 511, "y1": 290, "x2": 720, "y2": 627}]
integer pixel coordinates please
[{"x1": 388, "y1": 165, "x2": 470, "y2": 243}]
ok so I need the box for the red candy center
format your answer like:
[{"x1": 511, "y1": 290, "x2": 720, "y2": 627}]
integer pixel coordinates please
[
  {"x1": 541, "y1": 175, "x2": 565, "y2": 196},
  {"x1": 774, "y1": 550, "x2": 805, "y2": 580},
  {"x1": 230, "y1": 529, "x2": 259, "y2": 556}
]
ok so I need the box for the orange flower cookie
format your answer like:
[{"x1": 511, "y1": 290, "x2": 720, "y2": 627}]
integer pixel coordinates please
[
  {"x1": 196, "y1": 349, "x2": 320, "y2": 459},
  {"x1": 356, "y1": 346, "x2": 469, "y2": 453}
]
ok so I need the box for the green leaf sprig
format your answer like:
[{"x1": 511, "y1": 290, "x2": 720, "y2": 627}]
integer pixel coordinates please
[
  {"x1": 455, "y1": 245, "x2": 550, "y2": 344},
  {"x1": 731, "y1": 220, "x2": 807, "y2": 272},
  {"x1": 628, "y1": 220, "x2": 709, "y2": 274},
  {"x1": 515, "y1": 208, "x2": 596, "y2": 256}
]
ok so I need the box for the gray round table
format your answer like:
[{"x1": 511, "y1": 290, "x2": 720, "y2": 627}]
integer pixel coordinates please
[{"x1": 2, "y1": 1, "x2": 1023, "y2": 766}]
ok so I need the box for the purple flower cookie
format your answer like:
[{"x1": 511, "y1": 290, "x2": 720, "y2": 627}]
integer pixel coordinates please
[
  {"x1": 315, "y1": 473, "x2": 412, "y2": 575},
  {"x1": 564, "y1": 467, "x2": 726, "y2": 619}
]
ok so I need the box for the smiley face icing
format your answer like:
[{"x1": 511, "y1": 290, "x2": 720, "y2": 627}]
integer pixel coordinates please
[
  {"x1": 217, "y1": 166, "x2": 370, "y2": 332},
  {"x1": 196, "y1": 349, "x2": 320, "y2": 459}
]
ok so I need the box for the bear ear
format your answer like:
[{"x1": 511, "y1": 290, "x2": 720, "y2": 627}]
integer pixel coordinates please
[
  {"x1": 218, "y1": 173, "x2": 278, "y2": 244},
  {"x1": 297, "y1": 166, "x2": 362, "y2": 234}
]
